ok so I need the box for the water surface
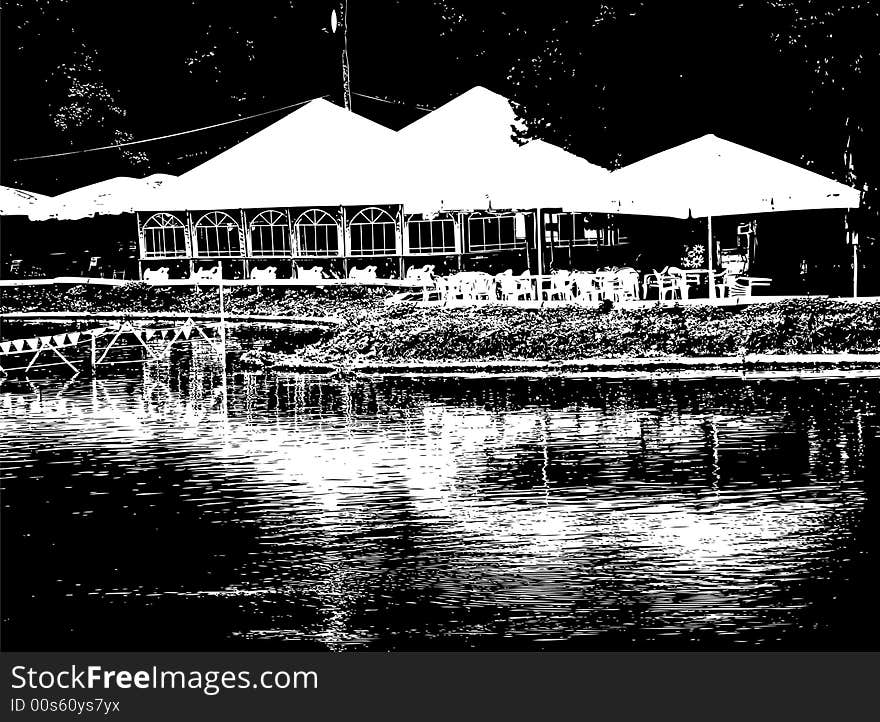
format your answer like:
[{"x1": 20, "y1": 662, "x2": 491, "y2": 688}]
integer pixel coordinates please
[{"x1": 2, "y1": 352, "x2": 878, "y2": 650}]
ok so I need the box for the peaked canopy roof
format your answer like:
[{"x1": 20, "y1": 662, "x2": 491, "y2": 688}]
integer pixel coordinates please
[
  {"x1": 30, "y1": 174, "x2": 175, "y2": 221},
  {"x1": 397, "y1": 87, "x2": 609, "y2": 213},
  {"x1": 0, "y1": 185, "x2": 49, "y2": 216},
  {"x1": 608, "y1": 133, "x2": 861, "y2": 218},
  {"x1": 139, "y1": 98, "x2": 401, "y2": 211}
]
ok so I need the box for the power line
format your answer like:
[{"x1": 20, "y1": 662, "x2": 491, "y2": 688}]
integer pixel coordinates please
[
  {"x1": 352, "y1": 91, "x2": 434, "y2": 112},
  {"x1": 13, "y1": 95, "x2": 328, "y2": 162}
]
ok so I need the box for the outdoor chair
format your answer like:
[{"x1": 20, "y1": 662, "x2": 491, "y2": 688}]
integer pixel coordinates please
[
  {"x1": 192, "y1": 264, "x2": 222, "y2": 282},
  {"x1": 9, "y1": 259, "x2": 22, "y2": 276},
  {"x1": 143, "y1": 267, "x2": 170, "y2": 282},
  {"x1": 406, "y1": 265, "x2": 435, "y2": 284},
  {"x1": 643, "y1": 268, "x2": 682, "y2": 301},
  {"x1": 497, "y1": 271, "x2": 531, "y2": 302},
  {"x1": 571, "y1": 272, "x2": 601, "y2": 303},
  {"x1": 298, "y1": 266, "x2": 325, "y2": 282},
  {"x1": 465, "y1": 273, "x2": 496, "y2": 302},
  {"x1": 350, "y1": 265, "x2": 378, "y2": 282},
  {"x1": 439, "y1": 275, "x2": 466, "y2": 304},
  {"x1": 87, "y1": 256, "x2": 101, "y2": 277},
  {"x1": 541, "y1": 271, "x2": 574, "y2": 302},
  {"x1": 111, "y1": 269, "x2": 126, "y2": 280},
  {"x1": 250, "y1": 266, "x2": 277, "y2": 282},
  {"x1": 608, "y1": 269, "x2": 640, "y2": 302},
  {"x1": 716, "y1": 273, "x2": 772, "y2": 298}
]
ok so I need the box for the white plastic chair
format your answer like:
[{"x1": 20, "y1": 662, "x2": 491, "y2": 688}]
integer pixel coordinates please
[
  {"x1": 298, "y1": 266, "x2": 325, "y2": 282},
  {"x1": 192, "y1": 264, "x2": 221, "y2": 282},
  {"x1": 350, "y1": 265, "x2": 378, "y2": 282},
  {"x1": 718, "y1": 274, "x2": 772, "y2": 297},
  {"x1": 143, "y1": 267, "x2": 170, "y2": 282},
  {"x1": 541, "y1": 271, "x2": 574, "y2": 302},
  {"x1": 250, "y1": 266, "x2": 277, "y2": 282}
]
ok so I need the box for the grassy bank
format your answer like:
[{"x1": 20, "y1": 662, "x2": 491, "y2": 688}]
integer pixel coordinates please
[
  {"x1": 294, "y1": 299, "x2": 880, "y2": 364},
  {"x1": 4, "y1": 285, "x2": 880, "y2": 366}
]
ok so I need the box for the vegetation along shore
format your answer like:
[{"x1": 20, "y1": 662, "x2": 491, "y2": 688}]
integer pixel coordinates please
[{"x1": 3, "y1": 285, "x2": 880, "y2": 371}]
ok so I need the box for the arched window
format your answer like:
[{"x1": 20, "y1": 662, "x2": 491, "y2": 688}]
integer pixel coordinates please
[
  {"x1": 142, "y1": 213, "x2": 187, "y2": 257},
  {"x1": 194, "y1": 211, "x2": 242, "y2": 257},
  {"x1": 466, "y1": 212, "x2": 522, "y2": 253},
  {"x1": 249, "y1": 210, "x2": 291, "y2": 256},
  {"x1": 348, "y1": 207, "x2": 397, "y2": 256},
  {"x1": 294, "y1": 209, "x2": 340, "y2": 257},
  {"x1": 406, "y1": 213, "x2": 457, "y2": 255}
]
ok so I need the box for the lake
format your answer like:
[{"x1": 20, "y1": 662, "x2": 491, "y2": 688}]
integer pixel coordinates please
[{"x1": 2, "y1": 350, "x2": 878, "y2": 650}]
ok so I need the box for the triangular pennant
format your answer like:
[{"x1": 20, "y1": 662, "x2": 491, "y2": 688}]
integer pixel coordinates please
[
  {"x1": 67, "y1": 332, "x2": 81, "y2": 345},
  {"x1": 26, "y1": 338, "x2": 39, "y2": 350},
  {"x1": 52, "y1": 334, "x2": 67, "y2": 346},
  {"x1": 39, "y1": 335, "x2": 52, "y2": 347},
  {"x1": 12, "y1": 339, "x2": 26, "y2": 352},
  {"x1": 182, "y1": 325, "x2": 192, "y2": 340},
  {"x1": 0, "y1": 341, "x2": 12, "y2": 354},
  {"x1": 144, "y1": 329, "x2": 157, "y2": 341},
  {"x1": 133, "y1": 330, "x2": 144, "y2": 341}
]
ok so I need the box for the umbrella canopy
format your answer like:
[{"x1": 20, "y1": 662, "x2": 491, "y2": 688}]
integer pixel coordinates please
[
  {"x1": 29, "y1": 174, "x2": 176, "y2": 221},
  {"x1": 0, "y1": 185, "x2": 49, "y2": 216},
  {"x1": 498, "y1": 139, "x2": 611, "y2": 211},
  {"x1": 138, "y1": 98, "x2": 401, "y2": 211},
  {"x1": 608, "y1": 134, "x2": 861, "y2": 218},
  {"x1": 396, "y1": 86, "x2": 610, "y2": 213}
]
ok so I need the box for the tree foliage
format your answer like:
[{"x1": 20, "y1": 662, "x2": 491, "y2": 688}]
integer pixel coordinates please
[{"x1": 1, "y1": 0, "x2": 877, "y2": 226}]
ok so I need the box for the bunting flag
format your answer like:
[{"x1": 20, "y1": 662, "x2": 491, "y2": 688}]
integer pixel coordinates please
[
  {"x1": 0, "y1": 341, "x2": 12, "y2": 354},
  {"x1": 26, "y1": 338, "x2": 39, "y2": 350},
  {"x1": 53, "y1": 334, "x2": 67, "y2": 346},
  {"x1": 133, "y1": 330, "x2": 144, "y2": 341},
  {"x1": 67, "y1": 332, "x2": 81, "y2": 345},
  {"x1": 182, "y1": 325, "x2": 193, "y2": 340},
  {"x1": 12, "y1": 339, "x2": 26, "y2": 352},
  {"x1": 159, "y1": 329, "x2": 170, "y2": 340},
  {"x1": 144, "y1": 329, "x2": 157, "y2": 341},
  {"x1": 39, "y1": 335, "x2": 52, "y2": 347}
]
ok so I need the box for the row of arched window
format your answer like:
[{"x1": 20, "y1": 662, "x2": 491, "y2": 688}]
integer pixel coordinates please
[{"x1": 141, "y1": 208, "x2": 528, "y2": 259}]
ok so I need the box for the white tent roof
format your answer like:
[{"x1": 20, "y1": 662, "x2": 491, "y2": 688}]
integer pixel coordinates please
[
  {"x1": 396, "y1": 86, "x2": 610, "y2": 213},
  {"x1": 0, "y1": 185, "x2": 49, "y2": 216},
  {"x1": 138, "y1": 98, "x2": 401, "y2": 211},
  {"x1": 608, "y1": 133, "x2": 861, "y2": 218},
  {"x1": 29, "y1": 174, "x2": 176, "y2": 221}
]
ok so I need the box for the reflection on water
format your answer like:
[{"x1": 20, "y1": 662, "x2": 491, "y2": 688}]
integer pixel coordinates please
[{"x1": 2, "y1": 345, "x2": 879, "y2": 650}]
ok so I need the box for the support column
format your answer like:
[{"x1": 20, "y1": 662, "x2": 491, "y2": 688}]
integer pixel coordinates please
[
  {"x1": 707, "y1": 215, "x2": 715, "y2": 299},
  {"x1": 535, "y1": 208, "x2": 544, "y2": 276},
  {"x1": 135, "y1": 212, "x2": 145, "y2": 278}
]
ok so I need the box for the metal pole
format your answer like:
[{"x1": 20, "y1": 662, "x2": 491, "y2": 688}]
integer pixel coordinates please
[
  {"x1": 535, "y1": 208, "x2": 543, "y2": 276},
  {"x1": 853, "y1": 242, "x2": 859, "y2": 298},
  {"x1": 90, "y1": 333, "x2": 97, "y2": 374},
  {"x1": 218, "y1": 263, "x2": 227, "y2": 362},
  {"x1": 335, "y1": 1, "x2": 351, "y2": 111},
  {"x1": 707, "y1": 215, "x2": 715, "y2": 299}
]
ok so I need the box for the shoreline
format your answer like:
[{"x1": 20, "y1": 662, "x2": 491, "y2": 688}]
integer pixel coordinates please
[{"x1": 260, "y1": 352, "x2": 880, "y2": 376}]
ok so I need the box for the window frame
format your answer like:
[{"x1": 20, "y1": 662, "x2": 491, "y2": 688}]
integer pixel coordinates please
[
  {"x1": 141, "y1": 212, "x2": 189, "y2": 258},
  {"x1": 294, "y1": 208, "x2": 342, "y2": 258},
  {"x1": 193, "y1": 211, "x2": 243, "y2": 258},
  {"x1": 249, "y1": 209, "x2": 292, "y2": 257}
]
